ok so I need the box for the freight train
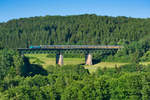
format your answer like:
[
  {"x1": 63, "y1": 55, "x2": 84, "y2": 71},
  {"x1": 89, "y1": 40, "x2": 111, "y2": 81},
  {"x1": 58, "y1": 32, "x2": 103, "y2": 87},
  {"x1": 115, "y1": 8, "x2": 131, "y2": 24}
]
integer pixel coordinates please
[{"x1": 29, "y1": 45, "x2": 122, "y2": 49}]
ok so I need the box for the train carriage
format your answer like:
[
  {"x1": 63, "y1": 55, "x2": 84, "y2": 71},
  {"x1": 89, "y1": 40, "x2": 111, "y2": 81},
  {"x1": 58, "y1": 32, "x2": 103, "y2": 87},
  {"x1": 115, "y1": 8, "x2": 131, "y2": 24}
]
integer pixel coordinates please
[{"x1": 29, "y1": 45, "x2": 122, "y2": 49}]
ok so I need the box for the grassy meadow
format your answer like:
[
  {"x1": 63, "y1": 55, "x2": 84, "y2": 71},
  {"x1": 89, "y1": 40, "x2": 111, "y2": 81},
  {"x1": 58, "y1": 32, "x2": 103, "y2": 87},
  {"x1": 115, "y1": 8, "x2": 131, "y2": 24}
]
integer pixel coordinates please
[
  {"x1": 25, "y1": 54, "x2": 85, "y2": 68},
  {"x1": 25, "y1": 54, "x2": 130, "y2": 72},
  {"x1": 84, "y1": 62, "x2": 128, "y2": 73}
]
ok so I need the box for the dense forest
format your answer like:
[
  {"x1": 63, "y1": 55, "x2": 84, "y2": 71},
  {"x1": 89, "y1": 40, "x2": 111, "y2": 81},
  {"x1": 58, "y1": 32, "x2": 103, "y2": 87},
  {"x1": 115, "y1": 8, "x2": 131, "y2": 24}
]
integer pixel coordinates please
[
  {"x1": 1, "y1": 15, "x2": 150, "y2": 99},
  {"x1": 1, "y1": 14, "x2": 150, "y2": 62},
  {"x1": 1, "y1": 49, "x2": 150, "y2": 100},
  {"x1": 0, "y1": 14, "x2": 150, "y2": 48}
]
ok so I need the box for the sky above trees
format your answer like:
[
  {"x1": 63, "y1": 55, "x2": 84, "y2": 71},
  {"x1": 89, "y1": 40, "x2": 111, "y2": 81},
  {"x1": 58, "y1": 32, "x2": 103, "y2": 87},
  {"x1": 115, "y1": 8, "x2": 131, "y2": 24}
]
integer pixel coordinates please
[{"x1": 0, "y1": 0, "x2": 150, "y2": 22}]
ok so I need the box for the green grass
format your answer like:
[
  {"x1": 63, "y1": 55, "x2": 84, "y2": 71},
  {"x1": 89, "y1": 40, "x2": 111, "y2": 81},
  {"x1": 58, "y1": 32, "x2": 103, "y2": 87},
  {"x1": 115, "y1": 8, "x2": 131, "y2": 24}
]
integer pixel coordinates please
[
  {"x1": 84, "y1": 62, "x2": 128, "y2": 73},
  {"x1": 25, "y1": 54, "x2": 150, "y2": 73},
  {"x1": 140, "y1": 62, "x2": 150, "y2": 65},
  {"x1": 25, "y1": 54, "x2": 56, "y2": 68},
  {"x1": 25, "y1": 54, "x2": 84, "y2": 69}
]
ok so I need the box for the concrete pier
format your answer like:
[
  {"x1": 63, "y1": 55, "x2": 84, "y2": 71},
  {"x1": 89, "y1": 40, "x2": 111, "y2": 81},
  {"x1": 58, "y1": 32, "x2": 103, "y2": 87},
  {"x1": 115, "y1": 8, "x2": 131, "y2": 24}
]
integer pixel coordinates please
[
  {"x1": 85, "y1": 53, "x2": 92, "y2": 65},
  {"x1": 56, "y1": 53, "x2": 63, "y2": 65}
]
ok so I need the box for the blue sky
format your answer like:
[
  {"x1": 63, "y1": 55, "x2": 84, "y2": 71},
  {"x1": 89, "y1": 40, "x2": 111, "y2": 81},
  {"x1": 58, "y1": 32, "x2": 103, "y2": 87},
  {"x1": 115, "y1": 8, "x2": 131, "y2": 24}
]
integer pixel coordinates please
[{"x1": 0, "y1": 0, "x2": 150, "y2": 22}]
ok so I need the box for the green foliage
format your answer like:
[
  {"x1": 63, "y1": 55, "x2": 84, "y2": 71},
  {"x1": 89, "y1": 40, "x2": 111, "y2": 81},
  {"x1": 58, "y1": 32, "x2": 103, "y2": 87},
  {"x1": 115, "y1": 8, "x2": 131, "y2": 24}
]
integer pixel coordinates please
[
  {"x1": 141, "y1": 72, "x2": 150, "y2": 100},
  {"x1": 0, "y1": 15, "x2": 150, "y2": 48},
  {"x1": 140, "y1": 51, "x2": 150, "y2": 61},
  {"x1": 0, "y1": 49, "x2": 24, "y2": 79},
  {"x1": 110, "y1": 73, "x2": 142, "y2": 100},
  {"x1": 1, "y1": 61, "x2": 150, "y2": 99},
  {"x1": 104, "y1": 38, "x2": 150, "y2": 62},
  {"x1": 46, "y1": 65, "x2": 89, "y2": 80}
]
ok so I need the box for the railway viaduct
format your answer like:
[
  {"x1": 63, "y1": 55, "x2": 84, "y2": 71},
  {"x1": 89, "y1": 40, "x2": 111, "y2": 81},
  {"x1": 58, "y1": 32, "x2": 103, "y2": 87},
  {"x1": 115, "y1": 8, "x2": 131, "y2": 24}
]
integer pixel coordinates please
[{"x1": 18, "y1": 45, "x2": 122, "y2": 66}]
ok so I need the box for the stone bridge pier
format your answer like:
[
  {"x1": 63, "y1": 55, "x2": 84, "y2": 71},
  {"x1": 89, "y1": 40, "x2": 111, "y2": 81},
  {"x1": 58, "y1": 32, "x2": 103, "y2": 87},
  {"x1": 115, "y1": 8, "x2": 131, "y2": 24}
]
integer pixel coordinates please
[
  {"x1": 56, "y1": 53, "x2": 92, "y2": 66},
  {"x1": 56, "y1": 53, "x2": 63, "y2": 65},
  {"x1": 85, "y1": 53, "x2": 92, "y2": 65}
]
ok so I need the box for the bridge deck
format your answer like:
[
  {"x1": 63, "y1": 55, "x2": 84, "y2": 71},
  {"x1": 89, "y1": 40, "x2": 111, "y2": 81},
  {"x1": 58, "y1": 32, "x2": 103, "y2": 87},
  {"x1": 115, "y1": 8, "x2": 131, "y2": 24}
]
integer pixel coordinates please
[{"x1": 18, "y1": 45, "x2": 122, "y2": 50}]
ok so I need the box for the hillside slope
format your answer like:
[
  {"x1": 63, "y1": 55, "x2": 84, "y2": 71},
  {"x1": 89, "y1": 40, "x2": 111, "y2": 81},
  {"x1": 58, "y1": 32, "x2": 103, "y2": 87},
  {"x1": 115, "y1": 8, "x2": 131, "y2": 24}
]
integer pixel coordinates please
[{"x1": 0, "y1": 14, "x2": 150, "y2": 48}]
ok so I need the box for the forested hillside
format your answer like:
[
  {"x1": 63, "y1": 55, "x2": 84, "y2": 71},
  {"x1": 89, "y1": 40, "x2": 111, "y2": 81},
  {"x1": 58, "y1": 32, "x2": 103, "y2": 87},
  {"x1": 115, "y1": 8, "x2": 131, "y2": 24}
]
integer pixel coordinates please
[{"x1": 0, "y1": 14, "x2": 150, "y2": 48}]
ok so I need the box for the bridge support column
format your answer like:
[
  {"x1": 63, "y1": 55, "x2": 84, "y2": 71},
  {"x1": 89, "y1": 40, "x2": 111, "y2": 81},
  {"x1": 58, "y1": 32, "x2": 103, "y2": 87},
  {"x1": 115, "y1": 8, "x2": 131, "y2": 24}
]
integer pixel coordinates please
[
  {"x1": 85, "y1": 53, "x2": 92, "y2": 65},
  {"x1": 56, "y1": 53, "x2": 63, "y2": 66}
]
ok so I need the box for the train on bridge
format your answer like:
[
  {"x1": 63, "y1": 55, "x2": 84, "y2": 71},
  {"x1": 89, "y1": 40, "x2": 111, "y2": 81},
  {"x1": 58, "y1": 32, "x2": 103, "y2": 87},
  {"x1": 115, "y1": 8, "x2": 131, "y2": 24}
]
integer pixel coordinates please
[
  {"x1": 19, "y1": 45, "x2": 122, "y2": 65},
  {"x1": 29, "y1": 45, "x2": 122, "y2": 49}
]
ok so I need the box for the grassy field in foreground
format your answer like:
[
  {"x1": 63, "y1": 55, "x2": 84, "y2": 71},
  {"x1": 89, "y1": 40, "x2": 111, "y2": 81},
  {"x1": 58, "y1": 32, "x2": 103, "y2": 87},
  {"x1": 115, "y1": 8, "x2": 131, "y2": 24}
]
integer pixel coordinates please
[{"x1": 25, "y1": 54, "x2": 150, "y2": 73}]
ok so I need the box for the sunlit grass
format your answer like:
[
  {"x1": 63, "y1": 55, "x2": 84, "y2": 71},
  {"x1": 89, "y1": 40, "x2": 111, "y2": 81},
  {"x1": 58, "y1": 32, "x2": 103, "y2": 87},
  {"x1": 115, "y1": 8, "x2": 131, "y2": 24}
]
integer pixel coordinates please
[
  {"x1": 25, "y1": 54, "x2": 84, "y2": 69},
  {"x1": 84, "y1": 62, "x2": 128, "y2": 73},
  {"x1": 139, "y1": 62, "x2": 150, "y2": 65}
]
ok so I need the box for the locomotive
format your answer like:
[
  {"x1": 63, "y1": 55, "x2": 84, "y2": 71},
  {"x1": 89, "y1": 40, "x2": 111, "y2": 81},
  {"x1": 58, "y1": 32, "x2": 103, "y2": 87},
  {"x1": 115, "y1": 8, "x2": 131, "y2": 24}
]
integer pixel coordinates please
[{"x1": 29, "y1": 45, "x2": 41, "y2": 49}]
